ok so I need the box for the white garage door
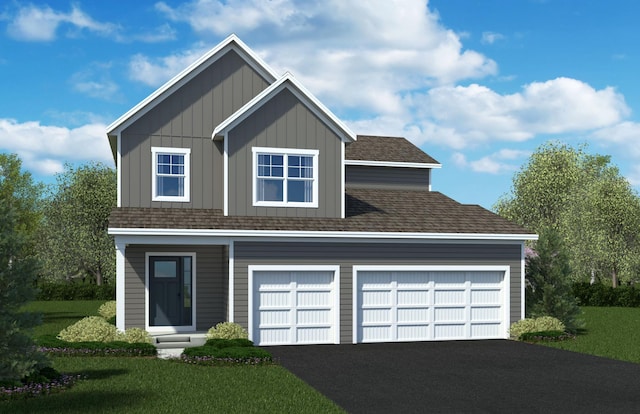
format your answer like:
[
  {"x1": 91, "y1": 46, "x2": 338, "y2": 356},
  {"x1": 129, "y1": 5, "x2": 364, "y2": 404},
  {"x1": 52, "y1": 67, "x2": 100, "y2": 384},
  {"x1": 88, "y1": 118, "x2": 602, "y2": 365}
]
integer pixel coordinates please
[
  {"x1": 252, "y1": 270, "x2": 338, "y2": 346},
  {"x1": 356, "y1": 269, "x2": 507, "y2": 343}
]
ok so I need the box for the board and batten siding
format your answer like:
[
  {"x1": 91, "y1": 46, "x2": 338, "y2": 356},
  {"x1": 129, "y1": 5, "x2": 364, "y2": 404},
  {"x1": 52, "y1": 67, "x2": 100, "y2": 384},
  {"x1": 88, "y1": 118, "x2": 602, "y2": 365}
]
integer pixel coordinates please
[
  {"x1": 227, "y1": 88, "x2": 343, "y2": 218},
  {"x1": 233, "y1": 241, "x2": 522, "y2": 344},
  {"x1": 345, "y1": 165, "x2": 430, "y2": 190},
  {"x1": 124, "y1": 245, "x2": 227, "y2": 330},
  {"x1": 120, "y1": 50, "x2": 270, "y2": 209}
]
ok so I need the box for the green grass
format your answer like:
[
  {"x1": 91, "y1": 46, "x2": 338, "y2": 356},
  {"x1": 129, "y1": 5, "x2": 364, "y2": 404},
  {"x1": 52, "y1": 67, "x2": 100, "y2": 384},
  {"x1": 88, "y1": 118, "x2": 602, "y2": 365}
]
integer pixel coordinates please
[
  {"x1": 543, "y1": 306, "x2": 640, "y2": 363},
  {"x1": 22, "y1": 300, "x2": 104, "y2": 337},
  {"x1": 4, "y1": 301, "x2": 344, "y2": 413}
]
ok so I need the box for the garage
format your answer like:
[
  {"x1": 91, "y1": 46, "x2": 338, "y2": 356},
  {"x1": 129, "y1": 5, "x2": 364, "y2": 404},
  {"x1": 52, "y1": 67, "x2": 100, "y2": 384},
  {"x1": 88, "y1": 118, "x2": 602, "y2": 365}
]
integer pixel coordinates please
[
  {"x1": 249, "y1": 266, "x2": 340, "y2": 346},
  {"x1": 354, "y1": 266, "x2": 509, "y2": 343}
]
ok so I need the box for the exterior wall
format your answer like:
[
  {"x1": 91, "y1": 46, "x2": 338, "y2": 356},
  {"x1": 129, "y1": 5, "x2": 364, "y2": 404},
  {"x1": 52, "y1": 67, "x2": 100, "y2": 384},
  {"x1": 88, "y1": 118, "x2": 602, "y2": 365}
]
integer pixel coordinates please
[
  {"x1": 124, "y1": 245, "x2": 227, "y2": 330},
  {"x1": 120, "y1": 50, "x2": 270, "y2": 209},
  {"x1": 227, "y1": 88, "x2": 343, "y2": 218},
  {"x1": 345, "y1": 165, "x2": 430, "y2": 190},
  {"x1": 233, "y1": 241, "x2": 522, "y2": 344}
]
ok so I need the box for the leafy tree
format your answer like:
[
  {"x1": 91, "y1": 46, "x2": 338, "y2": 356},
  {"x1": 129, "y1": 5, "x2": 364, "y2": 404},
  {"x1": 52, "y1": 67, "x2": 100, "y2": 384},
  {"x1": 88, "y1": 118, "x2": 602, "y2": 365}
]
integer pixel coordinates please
[
  {"x1": 525, "y1": 227, "x2": 583, "y2": 333},
  {"x1": 0, "y1": 153, "x2": 43, "y2": 255},
  {"x1": 40, "y1": 163, "x2": 116, "y2": 285},
  {"x1": 0, "y1": 189, "x2": 48, "y2": 383},
  {"x1": 496, "y1": 142, "x2": 640, "y2": 287}
]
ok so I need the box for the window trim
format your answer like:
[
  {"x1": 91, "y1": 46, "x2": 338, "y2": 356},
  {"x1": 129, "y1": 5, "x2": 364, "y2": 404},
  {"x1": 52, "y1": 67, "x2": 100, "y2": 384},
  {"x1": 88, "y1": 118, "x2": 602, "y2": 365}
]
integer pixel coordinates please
[
  {"x1": 252, "y1": 147, "x2": 319, "y2": 208},
  {"x1": 151, "y1": 147, "x2": 191, "y2": 202}
]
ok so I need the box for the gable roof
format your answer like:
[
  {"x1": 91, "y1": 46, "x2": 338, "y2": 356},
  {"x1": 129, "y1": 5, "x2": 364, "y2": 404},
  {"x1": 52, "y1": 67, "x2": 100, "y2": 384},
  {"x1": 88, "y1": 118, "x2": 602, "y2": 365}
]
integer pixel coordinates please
[
  {"x1": 109, "y1": 188, "x2": 534, "y2": 239},
  {"x1": 105, "y1": 34, "x2": 279, "y2": 155},
  {"x1": 345, "y1": 135, "x2": 441, "y2": 167},
  {"x1": 212, "y1": 72, "x2": 357, "y2": 143}
]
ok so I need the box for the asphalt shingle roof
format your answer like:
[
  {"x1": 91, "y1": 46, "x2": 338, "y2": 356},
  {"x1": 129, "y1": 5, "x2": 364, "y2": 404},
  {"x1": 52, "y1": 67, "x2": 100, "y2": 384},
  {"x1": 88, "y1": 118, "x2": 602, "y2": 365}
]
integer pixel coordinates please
[
  {"x1": 346, "y1": 135, "x2": 440, "y2": 165},
  {"x1": 109, "y1": 188, "x2": 531, "y2": 235}
]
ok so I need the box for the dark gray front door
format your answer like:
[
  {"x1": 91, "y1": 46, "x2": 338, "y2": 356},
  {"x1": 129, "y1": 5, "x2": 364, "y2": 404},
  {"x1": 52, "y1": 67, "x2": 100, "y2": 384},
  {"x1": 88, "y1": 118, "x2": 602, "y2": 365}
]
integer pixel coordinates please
[{"x1": 149, "y1": 256, "x2": 192, "y2": 327}]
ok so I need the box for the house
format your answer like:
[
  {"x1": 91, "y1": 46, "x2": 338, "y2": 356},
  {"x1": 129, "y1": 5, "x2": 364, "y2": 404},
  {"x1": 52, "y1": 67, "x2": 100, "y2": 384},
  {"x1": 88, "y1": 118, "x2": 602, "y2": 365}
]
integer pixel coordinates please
[{"x1": 107, "y1": 34, "x2": 536, "y2": 346}]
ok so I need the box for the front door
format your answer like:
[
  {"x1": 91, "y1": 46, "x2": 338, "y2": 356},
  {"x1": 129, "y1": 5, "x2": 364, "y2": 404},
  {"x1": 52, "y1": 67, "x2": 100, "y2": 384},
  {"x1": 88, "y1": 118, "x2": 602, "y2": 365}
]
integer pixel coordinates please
[{"x1": 149, "y1": 256, "x2": 193, "y2": 327}]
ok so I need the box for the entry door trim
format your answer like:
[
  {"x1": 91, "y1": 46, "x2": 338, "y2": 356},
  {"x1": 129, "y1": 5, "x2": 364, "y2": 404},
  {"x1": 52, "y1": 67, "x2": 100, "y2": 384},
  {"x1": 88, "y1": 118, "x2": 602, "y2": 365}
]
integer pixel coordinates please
[
  {"x1": 352, "y1": 265, "x2": 510, "y2": 343},
  {"x1": 145, "y1": 252, "x2": 197, "y2": 333}
]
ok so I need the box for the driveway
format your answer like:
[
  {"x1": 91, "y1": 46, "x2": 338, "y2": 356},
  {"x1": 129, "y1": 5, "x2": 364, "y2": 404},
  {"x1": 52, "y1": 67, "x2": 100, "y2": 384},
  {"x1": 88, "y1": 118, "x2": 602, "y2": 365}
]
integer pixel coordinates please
[{"x1": 268, "y1": 340, "x2": 640, "y2": 413}]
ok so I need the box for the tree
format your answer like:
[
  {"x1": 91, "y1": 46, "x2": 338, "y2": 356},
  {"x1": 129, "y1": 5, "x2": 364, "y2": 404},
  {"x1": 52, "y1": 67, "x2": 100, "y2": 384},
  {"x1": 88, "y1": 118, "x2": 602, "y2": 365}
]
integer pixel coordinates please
[
  {"x1": 496, "y1": 142, "x2": 640, "y2": 287},
  {"x1": 0, "y1": 153, "x2": 43, "y2": 255},
  {"x1": 525, "y1": 227, "x2": 583, "y2": 333},
  {"x1": 0, "y1": 187, "x2": 48, "y2": 382},
  {"x1": 40, "y1": 163, "x2": 116, "y2": 285}
]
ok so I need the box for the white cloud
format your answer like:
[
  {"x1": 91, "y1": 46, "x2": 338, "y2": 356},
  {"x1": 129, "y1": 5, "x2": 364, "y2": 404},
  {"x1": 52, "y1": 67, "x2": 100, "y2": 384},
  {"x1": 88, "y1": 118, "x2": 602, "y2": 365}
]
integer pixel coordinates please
[
  {"x1": 451, "y1": 149, "x2": 529, "y2": 174},
  {"x1": 481, "y1": 31, "x2": 505, "y2": 45},
  {"x1": 70, "y1": 63, "x2": 120, "y2": 101},
  {"x1": 591, "y1": 121, "x2": 640, "y2": 157},
  {"x1": 6, "y1": 4, "x2": 118, "y2": 41},
  {"x1": 132, "y1": 23, "x2": 177, "y2": 43},
  {"x1": 0, "y1": 119, "x2": 113, "y2": 176},
  {"x1": 128, "y1": 45, "x2": 210, "y2": 86}
]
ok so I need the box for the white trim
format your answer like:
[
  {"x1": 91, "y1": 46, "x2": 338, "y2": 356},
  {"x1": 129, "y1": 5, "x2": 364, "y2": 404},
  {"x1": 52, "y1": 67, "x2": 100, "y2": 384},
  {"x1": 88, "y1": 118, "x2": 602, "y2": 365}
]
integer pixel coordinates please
[
  {"x1": 109, "y1": 227, "x2": 538, "y2": 241},
  {"x1": 223, "y1": 132, "x2": 229, "y2": 216},
  {"x1": 151, "y1": 147, "x2": 191, "y2": 202},
  {"x1": 344, "y1": 159, "x2": 442, "y2": 169},
  {"x1": 107, "y1": 34, "x2": 278, "y2": 135},
  {"x1": 521, "y1": 242, "x2": 526, "y2": 320},
  {"x1": 116, "y1": 133, "x2": 122, "y2": 207},
  {"x1": 352, "y1": 265, "x2": 511, "y2": 343},
  {"x1": 428, "y1": 169, "x2": 432, "y2": 192},
  {"x1": 145, "y1": 252, "x2": 197, "y2": 333},
  {"x1": 252, "y1": 147, "x2": 319, "y2": 208},
  {"x1": 248, "y1": 265, "x2": 340, "y2": 345},
  {"x1": 213, "y1": 73, "x2": 356, "y2": 143},
  {"x1": 341, "y1": 141, "x2": 345, "y2": 219},
  {"x1": 228, "y1": 241, "x2": 235, "y2": 322},
  {"x1": 115, "y1": 240, "x2": 126, "y2": 331}
]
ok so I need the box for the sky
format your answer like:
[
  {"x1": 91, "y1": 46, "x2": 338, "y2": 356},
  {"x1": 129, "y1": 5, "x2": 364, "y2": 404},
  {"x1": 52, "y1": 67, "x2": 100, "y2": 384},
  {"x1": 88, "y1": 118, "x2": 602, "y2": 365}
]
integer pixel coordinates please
[{"x1": 1, "y1": 0, "x2": 639, "y2": 209}]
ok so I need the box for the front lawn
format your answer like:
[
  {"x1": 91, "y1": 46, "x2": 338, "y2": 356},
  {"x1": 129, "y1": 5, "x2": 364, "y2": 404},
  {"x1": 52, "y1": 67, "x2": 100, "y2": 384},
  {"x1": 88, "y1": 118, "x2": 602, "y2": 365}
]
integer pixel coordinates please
[
  {"x1": 543, "y1": 306, "x2": 640, "y2": 363},
  {"x1": 3, "y1": 301, "x2": 344, "y2": 413}
]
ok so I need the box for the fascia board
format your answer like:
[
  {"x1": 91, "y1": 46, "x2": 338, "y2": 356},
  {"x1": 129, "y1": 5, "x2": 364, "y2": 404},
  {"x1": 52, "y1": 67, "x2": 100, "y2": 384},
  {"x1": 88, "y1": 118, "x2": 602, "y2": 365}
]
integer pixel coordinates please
[
  {"x1": 106, "y1": 34, "x2": 278, "y2": 136},
  {"x1": 344, "y1": 160, "x2": 442, "y2": 169},
  {"x1": 108, "y1": 227, "x2": 538, "y2": 241},
  {"x1": 212, "y1": 73, "x2": 357, "y2": 143}
]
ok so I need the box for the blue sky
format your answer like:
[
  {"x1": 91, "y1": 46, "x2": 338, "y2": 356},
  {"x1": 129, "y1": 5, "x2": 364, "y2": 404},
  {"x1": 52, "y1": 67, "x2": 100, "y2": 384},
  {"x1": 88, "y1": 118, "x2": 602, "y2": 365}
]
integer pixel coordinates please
[{"x1": 1, "y1": 0, "x2": 639, "y2": 209}]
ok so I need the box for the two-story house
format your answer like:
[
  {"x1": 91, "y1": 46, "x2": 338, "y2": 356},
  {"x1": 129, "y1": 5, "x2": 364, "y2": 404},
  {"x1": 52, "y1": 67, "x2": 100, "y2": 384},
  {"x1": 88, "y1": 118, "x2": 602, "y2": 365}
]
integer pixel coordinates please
[{"x1": 107, "y1": 35, "x2": 536, "y2": 346}]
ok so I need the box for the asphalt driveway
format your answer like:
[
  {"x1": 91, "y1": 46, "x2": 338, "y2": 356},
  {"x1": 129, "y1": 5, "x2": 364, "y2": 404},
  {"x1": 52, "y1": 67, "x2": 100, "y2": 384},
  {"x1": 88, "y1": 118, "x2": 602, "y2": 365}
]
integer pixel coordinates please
[{"x1": 268, "y1": 340, "x2": 640, "y2": 413}]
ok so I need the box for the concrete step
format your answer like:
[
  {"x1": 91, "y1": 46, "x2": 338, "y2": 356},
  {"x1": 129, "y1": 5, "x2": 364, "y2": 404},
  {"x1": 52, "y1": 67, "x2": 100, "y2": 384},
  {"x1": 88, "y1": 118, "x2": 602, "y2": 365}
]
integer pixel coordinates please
[
  {"x1": 157, "y1": 348, "x2": 184, "y2": 359},
  {"x1": 155, "y1": 341, "x2": 192, "y2": 349},
  {"x1": 156, "y1": 335, "x2": 191, "y2": 344}
]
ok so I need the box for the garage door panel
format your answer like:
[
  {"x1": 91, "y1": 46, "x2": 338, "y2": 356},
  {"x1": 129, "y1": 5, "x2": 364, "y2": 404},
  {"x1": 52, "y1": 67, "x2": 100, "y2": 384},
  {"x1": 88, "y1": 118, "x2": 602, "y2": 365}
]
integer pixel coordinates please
[
  {"x1": 296, "y1": 272, "x2": 333, "y2": 287},
  {"x1": 258, "y1": 272, "x2": 292, "y2": 288},
  {"x1": 397, "y1": 308, "x2": 429, "y2": 323},
  {"x1": 362, "y1": 308, "x2": 391, "y2": 323},
  {"x1": 434, "y1": 289, "x2": 465, "y2": 305},
  {"x1": 259, "y1": 328, "x2": 290, "y2": 344},
  {"x1": 297, "y1": 327, "x2": 331, "y2": 343},
  {"x1": 297, "y1": 290, "x2": 331, "y2": 307},
  {"x1": 357, "y1": 269, "x2": 507, "y2": 343},
  {"x1": 259, "y1": 291, "x2": 290, "y2": 307},
  {"x1": 260, "y1": 309, "x2": 290, "y2": 325},
  {"x1": 297, "y1": 309, "x2": 331, "y2": 324}
]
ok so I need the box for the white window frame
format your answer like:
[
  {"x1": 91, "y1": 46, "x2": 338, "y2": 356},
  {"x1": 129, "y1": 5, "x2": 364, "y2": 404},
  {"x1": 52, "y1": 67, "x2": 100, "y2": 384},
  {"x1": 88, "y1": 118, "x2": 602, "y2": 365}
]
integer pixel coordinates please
[
  {"x1": 252, "y1": 147, "x2": 319, "y2": 208},
  {"x1": 151, "y1": 147, "x2": 191, "y2": 202}
]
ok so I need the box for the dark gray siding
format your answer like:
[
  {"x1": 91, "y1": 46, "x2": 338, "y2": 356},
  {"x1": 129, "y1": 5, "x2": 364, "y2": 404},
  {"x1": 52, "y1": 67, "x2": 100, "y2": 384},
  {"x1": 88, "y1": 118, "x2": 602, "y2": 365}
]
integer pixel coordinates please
[
  {"x1": 346, "y1": 165, "x2": 430, "y2": 190},
  {"x1": 124, "y1": 245, "x2": 227, "y2": 330},
  {"x1": 233, "y1": 242, "x2": 522, "y2": 344},
  {"x1": 227, "y1": 88, "x2": 343, "y2": 218},
  {"x1": 120, "y1": 50, "x2": 270, "y2": 209}
]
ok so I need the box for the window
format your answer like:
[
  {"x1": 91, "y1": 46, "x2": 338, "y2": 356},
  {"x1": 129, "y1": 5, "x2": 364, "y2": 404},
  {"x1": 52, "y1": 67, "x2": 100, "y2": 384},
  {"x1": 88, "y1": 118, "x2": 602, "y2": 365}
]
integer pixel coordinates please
[
  {"x1": 253, "y1": 147, "x2": 318, "y2": 207},
  {"x1": 152, "y1": 147, "x2": 190, "y2": 202}
]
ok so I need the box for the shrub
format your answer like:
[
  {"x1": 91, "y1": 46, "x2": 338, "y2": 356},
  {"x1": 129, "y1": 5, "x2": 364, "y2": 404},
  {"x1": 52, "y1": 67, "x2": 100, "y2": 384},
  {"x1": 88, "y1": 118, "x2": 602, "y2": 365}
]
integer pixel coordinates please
[
  {"x1": 206, "y1": 322, "x2": 249, "y2": 340},
  {"x1": 182, "y1": 339, "x2": 272, "y2": 366},
  {"x1": 205, "y1": 338, "x2": 254, "y2": 349},
  {"x1": 509, "y1": 316, "x2": 565, "y2": 339},
  {"x1": 36, "y1": 335, "x2": 156, "y2": 357},
  {"x1": 519, "y1": 331, "x2": 575, "y2": 343},
  {"x1": 98, "y1": 300, "x2": 117, "y2": 319},
  {"x1": 572, "y1": 283, "x2": 640, "y2": 307},
  {"x1": 57, "y1": 316, "x2": 118, "y2": 342},
  {"x1": 116, "y1": 328, "x2": 152, "y2": 344},
  {"x1": 36, "y1": 282, "x2": 115, "y2": 301}
]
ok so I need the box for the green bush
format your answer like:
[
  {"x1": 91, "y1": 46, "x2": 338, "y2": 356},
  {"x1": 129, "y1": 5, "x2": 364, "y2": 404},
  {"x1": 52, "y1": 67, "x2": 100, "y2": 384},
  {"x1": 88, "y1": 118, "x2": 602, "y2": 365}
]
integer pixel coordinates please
[
  {"x1": 204, "y1": 338, "x2": 254, "y2": 349},
  {"x1": 36, "y1": 282, "x2": 115, "y2": 301},
  {"x1": 519, "y1": 330, "x2": 575, "y2": 342},
  {"x1": 572, "y1": 283, "x2": 640, "y2": 307},
  {"x1": 58, "y1": 316, "x2": 118, "y2": 342},
  {"x1": 116, "y1": 328, "x2": 152, "y2": 344},
  {"x1": 509, "y1": 316, "x2": 565, "y2": 339},
  {"x1": 206, "y1": 322, "x2": 249, "y2": 340},
  {"x1": 36, "y1": 334, "x2": 156, "y2": 357},
  {"x1": 98, "y1": 301, "x2": 117, "y2": 319}
]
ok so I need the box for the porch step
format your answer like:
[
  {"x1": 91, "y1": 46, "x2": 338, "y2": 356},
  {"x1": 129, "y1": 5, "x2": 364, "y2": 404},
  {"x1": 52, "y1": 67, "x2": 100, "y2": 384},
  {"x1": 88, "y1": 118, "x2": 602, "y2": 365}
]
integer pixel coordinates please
[
  {"x1": 156, "y1": 341, "x2": 192, "y2": 349},
  {"x1": 157, "y1": 348, "x2": 185, "y2": 359},
  {"x1": 156, "y1": 336, "x2": 192, "y2": 344}
]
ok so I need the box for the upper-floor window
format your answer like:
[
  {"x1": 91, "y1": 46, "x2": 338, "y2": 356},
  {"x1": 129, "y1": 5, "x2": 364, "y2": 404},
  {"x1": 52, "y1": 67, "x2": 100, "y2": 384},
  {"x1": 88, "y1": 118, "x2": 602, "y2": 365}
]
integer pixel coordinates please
[
  {"x1": 252, "y1": 147, "x2": 318, "y2": 208},
  {"x1": 151, "y1": 147, "x2": 191, "y2": 202}
]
